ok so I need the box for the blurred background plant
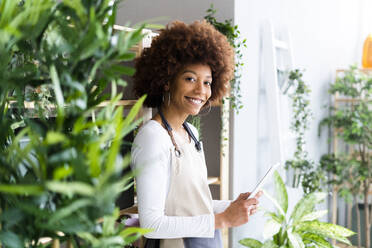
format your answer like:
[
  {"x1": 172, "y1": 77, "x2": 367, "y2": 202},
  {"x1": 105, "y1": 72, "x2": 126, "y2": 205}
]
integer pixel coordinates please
[
  {"x1": 0, "y1": 0, "x2": 150, "y2": 247},
  {"x1": 318, "y1": 65, "x2": 372, "y2": 248}
]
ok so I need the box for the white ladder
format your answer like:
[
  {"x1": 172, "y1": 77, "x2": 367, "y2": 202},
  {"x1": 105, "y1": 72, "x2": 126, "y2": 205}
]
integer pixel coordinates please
[{"x1": 257, "y1": 20, "x2": 295, "y2": 180}]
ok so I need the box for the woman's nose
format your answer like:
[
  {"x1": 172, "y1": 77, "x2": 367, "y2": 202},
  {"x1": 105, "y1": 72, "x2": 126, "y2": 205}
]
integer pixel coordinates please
[{"x1": 194, "y1": 80, "x2": 206, "y2": 94}]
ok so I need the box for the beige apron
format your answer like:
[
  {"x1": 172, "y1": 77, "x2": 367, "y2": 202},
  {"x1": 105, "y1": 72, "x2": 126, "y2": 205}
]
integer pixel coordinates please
[{"x1": 160, "y1": 134, "x2": 214, "y2": 248}]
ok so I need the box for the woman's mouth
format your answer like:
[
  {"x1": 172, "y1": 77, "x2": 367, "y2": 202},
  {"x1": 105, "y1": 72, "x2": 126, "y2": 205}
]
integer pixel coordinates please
[{"x1": 185, "y1": 96, "x2": 203, "y2": 105}]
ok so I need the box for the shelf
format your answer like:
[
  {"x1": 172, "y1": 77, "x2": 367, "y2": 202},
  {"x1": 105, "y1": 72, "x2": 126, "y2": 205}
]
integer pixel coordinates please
[
  {"x1": 336, "y1": 68, "x2": 372, "y2": 73},
  {"x1": 7, "y1": 100, "x2": 138, "y2": 109},
  {"x1": 113, "y1": 24, "x2": 158, "y2": 57},
  {"x1": 96, "y1": 100, "x2": 138, "y2": 107},
  {"x1": 207, "y1": 176, "x2": 220, "y2": 185},
  {"x1": 119, "y1": 205, "x2": 139, "y2": 216},
  {"x1": 334, "y1": 98, "x2": 365, "y2": 103}
]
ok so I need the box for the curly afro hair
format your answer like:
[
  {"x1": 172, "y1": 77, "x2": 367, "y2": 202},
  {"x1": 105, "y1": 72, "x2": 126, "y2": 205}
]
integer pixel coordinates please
[{"x1": 133, "y1": 20, "x2": 235, "y2": 108}]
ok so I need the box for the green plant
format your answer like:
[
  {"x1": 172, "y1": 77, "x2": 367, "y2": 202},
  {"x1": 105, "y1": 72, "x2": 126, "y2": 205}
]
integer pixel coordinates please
[
  {"x1": 318, "y1": 153, "x2": 363, "y2": 247},
  {"x1": 204, "y1": 4, "x2": 246, "y2": 113},
  {"x1": 284, "y1": 69, "x2": 323, "y2": 194},
  {"x1": 0, "y1": 0, "x2": 150, "y2": 247},
  {"x1": 318, "y1": 65, "x2": 372, "y2": 248},
  {"x1": 239, "y1": 171, "x2": 355, "y2": 248}
]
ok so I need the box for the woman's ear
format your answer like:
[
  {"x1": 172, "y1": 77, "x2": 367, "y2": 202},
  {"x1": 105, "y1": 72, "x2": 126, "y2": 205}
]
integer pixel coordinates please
[{"x1": 164, "y1": 83, "x2": 170, "y2": 91}]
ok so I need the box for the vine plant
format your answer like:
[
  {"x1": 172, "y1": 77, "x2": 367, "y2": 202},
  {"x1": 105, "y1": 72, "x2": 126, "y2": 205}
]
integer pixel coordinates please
[
  {"x1": 189, "y1": 5, "x2": 246, "y2": 138},
  {"x1": 285, "y1": 69, "x2": 323, "y2": 194},
  {"x1": 204, "y1": 4, "x2": 245, "y2": 113}
]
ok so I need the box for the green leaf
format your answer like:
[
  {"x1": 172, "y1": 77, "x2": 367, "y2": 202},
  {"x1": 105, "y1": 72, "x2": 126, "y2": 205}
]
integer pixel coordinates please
[
  {"x1": 274, "y1": 171, "x2": 288, "y2": 214},
  {"x1": 46, "y1": 181, "x2": 94, "y2": 196},
  {"x1": 287, "y1": 230, "x2": 304, "y2": 248},
  {"x1": 122, "y1": 95, "x2": 146, "y2": 128},
  {"x1": 263, "y1": 219, "x2": 281, "y2": 239},
  {"x1": 49, "y1": 148, "x2": 78, "y2": 163},
  {"x1": 48, "y1": 199, "x2": 91, "y2": 225},
  {"x1": 50, "y1": 64, "x2": 64, "y2": 108},
  {"x1": 46, "y1": 131, "x2": 68, "y2": 145},
  {"x1": 300, "y1": 210, "x2": 328, "y2": 222},
  {"x1": 117, "y1": 52, "x2": 136, "y2": 61},
  {"x1": 263, "y1": 189, "x2": 286, "y2": 217},
  {"x1": 290, "y1": 192, "x2": 326, "y2": 224},
  {"x1": 0, "y1": 184, "x2": 44, "y2": 195},
  {"x1": 264, "y1": 211, "x2": 285, "y2": 223},
  {"x1": 239, "y1": 238, "x2": 263, "y2": 248},
  {"x1": 262, "y1": 240, "x2": 279, "y2": 248},
  {"x1": 119, "y1": 227, "x2": 152, "y2": 244},
  {"x1": 302, "y1": 233, "x2": 332, "y2": 248},
  {"x1": 53, "y1": 166, "x2": 74, "y2": 180},
  {"x1": 0, "y1": 231, "x2": 23, "y2": 248},
  {"x1": 295, "y1": 221, "x2": 355, "y2": 244}
]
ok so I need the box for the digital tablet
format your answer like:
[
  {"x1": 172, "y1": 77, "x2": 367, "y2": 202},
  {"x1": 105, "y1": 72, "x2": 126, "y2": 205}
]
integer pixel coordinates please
[{"x1": 247, "y1": 163, "x2": 280, "y2": 199}]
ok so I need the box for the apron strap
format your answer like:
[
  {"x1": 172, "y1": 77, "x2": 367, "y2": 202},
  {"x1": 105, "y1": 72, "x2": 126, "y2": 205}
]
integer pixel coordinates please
[
  {"x1": 183, "y1": 122, "x2": 201, "y2": 152},
  {"x1": 158, "y1": 109, "x2": 202, "y2": 154}
]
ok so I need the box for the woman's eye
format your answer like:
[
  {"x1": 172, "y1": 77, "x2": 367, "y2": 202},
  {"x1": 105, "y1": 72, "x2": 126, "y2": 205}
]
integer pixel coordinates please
[
  {"x1": 186, "y1": 77, "x2": 196, "y2": 82},
  {"x1": 204, "y1": 81, "x2": 212, "y2": 86}
]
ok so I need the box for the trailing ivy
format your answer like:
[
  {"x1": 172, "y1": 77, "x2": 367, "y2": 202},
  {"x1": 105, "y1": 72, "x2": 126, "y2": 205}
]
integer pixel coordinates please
[
  {"x1": 285, "y1": 69, "x2": 323, "y2": 194},
  {"x1": 204, "y1": 4, "x2": 246, "y2": 113}
]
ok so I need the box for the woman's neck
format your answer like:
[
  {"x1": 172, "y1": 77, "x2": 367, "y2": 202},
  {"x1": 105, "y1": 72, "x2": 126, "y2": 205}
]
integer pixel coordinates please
[{"x1": 155, "y1": 105, "x2": 188, "y2": 132}]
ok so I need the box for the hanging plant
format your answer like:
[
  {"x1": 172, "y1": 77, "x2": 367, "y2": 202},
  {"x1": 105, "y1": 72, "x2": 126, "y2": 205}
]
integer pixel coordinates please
[
  {"x1": 285, "y1": 69, "x2": 323, "y2": 194},
  {"x1": 204, "y1": 4, "x2": 245, "y2": 113}
]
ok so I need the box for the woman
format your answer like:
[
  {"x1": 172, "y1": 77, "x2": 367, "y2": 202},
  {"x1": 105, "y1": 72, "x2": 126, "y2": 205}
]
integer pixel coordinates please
[{"x1": 131, "y1": 20, "x2": 261, "y2": 248}]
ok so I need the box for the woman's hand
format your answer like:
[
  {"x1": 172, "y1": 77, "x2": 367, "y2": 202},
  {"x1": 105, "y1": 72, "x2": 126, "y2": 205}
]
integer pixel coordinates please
[{"x1": 214, "y1": 191, "x2": 262, "y2": 229}]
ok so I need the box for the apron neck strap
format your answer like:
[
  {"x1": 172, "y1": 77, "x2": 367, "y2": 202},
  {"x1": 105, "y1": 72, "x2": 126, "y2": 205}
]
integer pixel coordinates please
[{"x1": 158, "y1": 109, "x2": 202, "y2": 153}]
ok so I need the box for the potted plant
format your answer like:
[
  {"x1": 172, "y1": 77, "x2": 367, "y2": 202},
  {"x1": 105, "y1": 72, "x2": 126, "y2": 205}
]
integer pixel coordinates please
[
  {"x1": 318, "y1": 65, "x2": 372, "y2": 248},
  {"x1": 239, "y1": 171, "x2": 355, "y2": 248},
  {"x1": 0, "y1": 0, "x2": 149, "y2": 247}
]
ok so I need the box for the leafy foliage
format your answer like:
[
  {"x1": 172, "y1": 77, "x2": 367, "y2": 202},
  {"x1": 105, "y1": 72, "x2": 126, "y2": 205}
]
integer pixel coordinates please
[
  {"x1": 204, "y1": 4, "x2": 246, "y2": 113},
  {"x1": 318, "y1": 65, "x2": 372, "y2": 248},
  {"x1": 0, "y1": 0, "x2": 149, "y2": 247},
  {"x1": 284, "y1": 69, "x2": 324, "y2": 194},
  {"x1": 239, "y1": 171, "x2": 355, "y2": 248}
]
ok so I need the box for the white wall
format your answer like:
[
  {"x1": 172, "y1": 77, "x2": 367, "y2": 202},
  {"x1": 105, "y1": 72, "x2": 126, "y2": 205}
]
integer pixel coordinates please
[
  {"x1": 232, "y1": 0, "x2": 371, "y2": 247},
  {"x1": 116, "y1": 0, "x2": 233, "y2": 26}
]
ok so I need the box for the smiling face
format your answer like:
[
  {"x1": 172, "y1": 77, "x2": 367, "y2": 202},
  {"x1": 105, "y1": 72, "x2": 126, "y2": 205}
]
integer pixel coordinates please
[{"x1": 164, "y1": 63, "x2": 212, "y2": 117}]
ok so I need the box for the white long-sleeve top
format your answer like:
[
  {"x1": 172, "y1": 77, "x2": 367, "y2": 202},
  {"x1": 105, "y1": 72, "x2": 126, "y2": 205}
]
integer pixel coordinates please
[{"x1": 131, "y1": 120, "x2": 231, "y2": 239}]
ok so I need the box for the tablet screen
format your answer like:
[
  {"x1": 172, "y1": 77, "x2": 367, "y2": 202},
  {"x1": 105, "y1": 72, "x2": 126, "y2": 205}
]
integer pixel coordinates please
[{"x1": 247, "y1": 163, "x2": 280, "y2": 199}]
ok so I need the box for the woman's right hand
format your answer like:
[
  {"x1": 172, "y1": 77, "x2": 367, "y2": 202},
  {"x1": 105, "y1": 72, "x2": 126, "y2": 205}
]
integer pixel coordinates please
[{"x1": 214, "y1": 192, "x2": 261, "y2": 229}]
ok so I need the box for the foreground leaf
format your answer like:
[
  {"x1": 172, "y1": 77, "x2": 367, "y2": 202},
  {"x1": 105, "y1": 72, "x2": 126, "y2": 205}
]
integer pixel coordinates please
[
  {"x1": 274, "y1": 171, "x2": 288, "y2": 214},
  {"x1": 262, "y1": 240, "x2": 279, "y2": 248},
  {"x1": 46, "y1": 181, "x2": 94, "y2": 196},
  {"x1": 290, "y1": 192, "x2": 326, "y2": 224},
  {"x1": 300, "y1": 210, "x2": 328, "y2": 222},
  {"x1": 263, "y1": 219, "x2": 281, "y2": 239},
  {"x1": 296, "y1": 220, "x2": 355, "y2": 244},
  {"x1": 287, "y1": 230, "x2": 304, "y2": 248},
  {"x1": 239, "y1": 238, "x2": 263, "y2": 248},
  {"x1": 0, "y1": 184, "x2": 44, "y2": 195},
  {"x1": 302, "y1": 233, "x2": 332, "y2": 248},
  {"x1": 0, "y1": 231, "x2": 23, "y2": 248}
]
